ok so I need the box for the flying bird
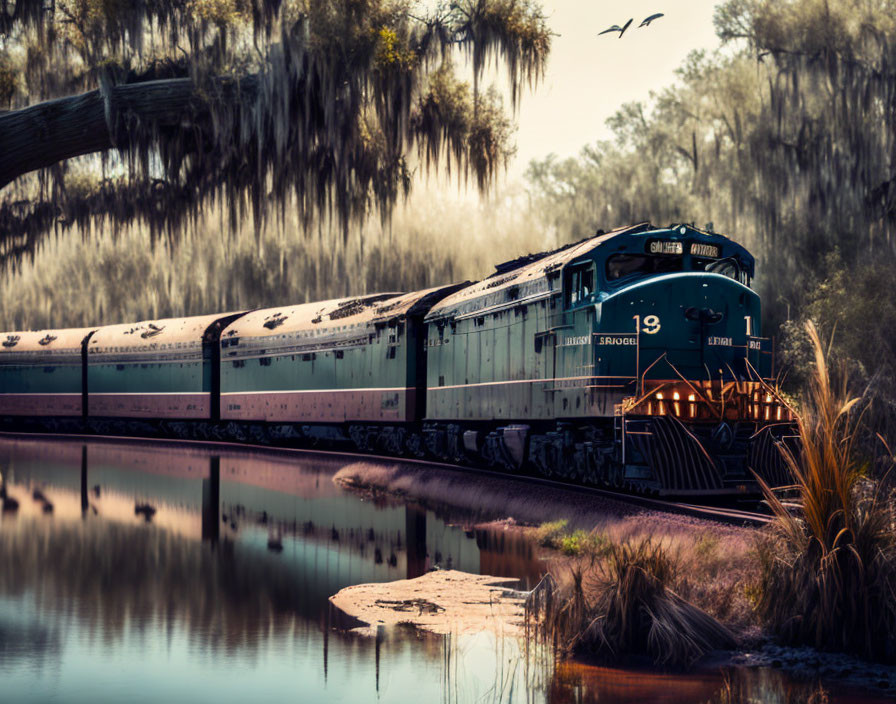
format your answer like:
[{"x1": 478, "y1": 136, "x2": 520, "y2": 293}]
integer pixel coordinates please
[
  {"x1": 639, "y1": 13, "x2": 664, "y2": 27},
  {"x1": 598, "y1": 18, "x2": 633, "y2": 38}
]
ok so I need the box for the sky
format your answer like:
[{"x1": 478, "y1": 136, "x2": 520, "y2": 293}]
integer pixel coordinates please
[{"x1": 504, "y1": 0, "x2": 725, "y2": 177}]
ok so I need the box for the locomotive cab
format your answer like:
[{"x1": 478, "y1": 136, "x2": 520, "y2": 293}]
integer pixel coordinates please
[
  {"x1": 552, "y1": 224, "x2": 791, "y2": 495},
  {"x1": 559, "y1": 224, "x2": 772, "y2": 383}
]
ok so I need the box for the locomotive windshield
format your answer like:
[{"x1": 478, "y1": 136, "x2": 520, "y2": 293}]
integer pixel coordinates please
[
  {"x1": 605, "y1": 251, "x2": 751, "y2": 286},
  {"x1": 606, "y1": 253, "x2": 683, "y2": 281}
]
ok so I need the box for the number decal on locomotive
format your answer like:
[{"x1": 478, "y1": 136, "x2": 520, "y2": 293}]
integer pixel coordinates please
[{"x1": 633, "y1": 314, "x2": 661, "y2": 335}]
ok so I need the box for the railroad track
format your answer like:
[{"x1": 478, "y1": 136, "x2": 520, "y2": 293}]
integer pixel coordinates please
[{"x1": 0, "y1": 430, "x2": 772, "y2": 528}]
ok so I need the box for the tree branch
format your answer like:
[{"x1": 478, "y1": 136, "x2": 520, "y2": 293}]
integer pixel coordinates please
[{"x1": 0, "y1": 77, "x2": 220, "y2": 190}]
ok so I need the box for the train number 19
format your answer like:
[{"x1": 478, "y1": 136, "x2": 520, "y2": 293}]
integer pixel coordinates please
[{"x1": 633, "y1": 314, "x2": 661, "y2": 335}]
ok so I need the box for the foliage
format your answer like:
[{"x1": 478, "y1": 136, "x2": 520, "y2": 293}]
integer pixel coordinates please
[
  {"x1": 0, "y1": 54, "x2": 14, "y2": 107},
  {"x1": 534, "y1": 538, "x2": 736, "y2": 667},
  {"x1": 534, "y1": 520, "x2": 609, "y2": 556},
  {"x1": 557, "y1": 530, "x2": 607, "y2": 557},
  {"x1": 0, "y1": 0, "x2": 551, "y2": 261},
  {"x1": 0, "y1": 186, "x2": 547, "y2": 329},
  {"x1": 780, "y1": 253, "x2": 896, "y2": 456},
  {"x1": 534, "y1": 519, "x2": 568, "y2": 547},
  {"x1": 756, "y1": 320, "x2": 896, "y2": 661}
]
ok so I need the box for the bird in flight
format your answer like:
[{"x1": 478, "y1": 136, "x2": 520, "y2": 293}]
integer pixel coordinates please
[
  {"x1": 639, "y1": 13, "x2": 664, "y2": 27},
  {"x1": 598, "y1": 18, "x2": 633, "y2": 38}
]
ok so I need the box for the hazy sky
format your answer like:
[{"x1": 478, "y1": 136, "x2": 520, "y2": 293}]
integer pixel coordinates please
[{"x1": 506, "y1": 0, "x2": 724, "y2": 176}]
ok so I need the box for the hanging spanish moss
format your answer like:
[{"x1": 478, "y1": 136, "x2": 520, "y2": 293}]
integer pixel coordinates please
[
  {"x1": 717, "y1": 0, "x2": 896, "y2": 268},
  {"x1": 0, "y1": 0, "x2": 550, "y2": 261}
]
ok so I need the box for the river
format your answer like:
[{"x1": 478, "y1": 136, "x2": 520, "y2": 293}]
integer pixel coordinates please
[{"x1": 0, "y1": 435, "x2": 890, "y2": 703}]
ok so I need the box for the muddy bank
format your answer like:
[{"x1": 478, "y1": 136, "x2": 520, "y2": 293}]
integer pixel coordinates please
[
  {"x1": 333, "y1": 461, "x2": 754, "y2": 538},
  {"x1": 329, "y1": 569, "x2": 527, "y2": 637}
]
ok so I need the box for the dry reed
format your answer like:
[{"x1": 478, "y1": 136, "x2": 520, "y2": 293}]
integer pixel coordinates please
[
  {"x1": 536, "y1": 538, "x2": 736, "y2": 668},
  {"x1": 756, "y1": 321, "x2": 896, "y2": 661}
]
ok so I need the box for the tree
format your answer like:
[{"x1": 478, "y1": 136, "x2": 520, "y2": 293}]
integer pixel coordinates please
[{"x1": 0, "y1": 0, "x2": 550, "y2": 260}]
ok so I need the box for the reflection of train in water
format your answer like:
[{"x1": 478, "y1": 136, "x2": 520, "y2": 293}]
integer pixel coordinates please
[
  {"x1": 0, "y1": 437, "x2": 543, "y2": 590},
  {"x1": 0, "y1": 223, "x2": 792, "y2": 497}
]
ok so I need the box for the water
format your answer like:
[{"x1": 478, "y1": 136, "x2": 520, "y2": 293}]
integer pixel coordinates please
[{"x1": 0, "y1": 436, "x2": 890, "y2": 703}]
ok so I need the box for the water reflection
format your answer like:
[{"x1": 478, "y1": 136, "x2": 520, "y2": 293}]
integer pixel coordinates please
[
  {"x1": 0, "y1": 436, "x2": 889, "y2": 704},
  {"x1": 0, "y1": 436, "x2": 552, "y2": 703}
]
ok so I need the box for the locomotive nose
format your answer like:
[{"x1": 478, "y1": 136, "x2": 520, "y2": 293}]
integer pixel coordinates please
[
  {"x1": 684, "y1": 307, "x2": 723, "y2": 324},
  {"x1": 597, "y1": 272, "x2": 761, "y2": 381}
]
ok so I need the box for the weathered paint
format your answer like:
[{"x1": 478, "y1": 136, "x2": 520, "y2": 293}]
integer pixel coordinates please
[
  {"x1": 86, "y1": 312, "x2": 242, "y2": 420},
  {"x1": 0, "y1": 392, "x2": 83, "y2": 417},
  {"x1": 219, "y1": 286, "x2": 462, "y2": 424},
  {"x1": 221, "y1": 388, "x2": 414, "y2": 423},
  {"x1": 0, "y1": 327, "x2": 95, "y2": 417},
  {"x1": 89, "y1": 392, "x2": 210, "y2": 419}
]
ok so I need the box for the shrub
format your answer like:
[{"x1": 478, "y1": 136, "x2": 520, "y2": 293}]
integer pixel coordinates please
[
  {"x1": 535, "y1": 538, "x2": 735, "y2": 667},
  {"x1": 534, "y1": 519, "x2": 568, "y2": 547},
  {"x1": 756, "y1": 321, "x2": 896, "y2": 661},
  {"x1": 557, "y1": 529, "x2": 608, "y2": 557}
]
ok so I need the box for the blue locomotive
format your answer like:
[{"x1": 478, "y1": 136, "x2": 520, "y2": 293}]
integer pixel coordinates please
[{"x1": 0, "y1": 223, "x2": 792, "y2": 496}]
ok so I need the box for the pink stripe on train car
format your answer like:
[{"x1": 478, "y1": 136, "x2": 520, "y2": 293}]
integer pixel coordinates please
[
  {"x1": 88, "y1": 393, "x2": 210, "y2": 419},
  {"x1": 220, "y1": 387, "x2": 414, "y2": 423},
  {"x1": 0, "y1": 393, "x2": 83, "y2": 417}
]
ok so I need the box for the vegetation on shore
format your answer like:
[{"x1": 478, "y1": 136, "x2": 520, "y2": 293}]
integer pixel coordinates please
[
  {"x1": 756, "y1": 322, "x2": 896, "y2": 662},
  {"x1": 532, "y1": 535, "x2": 736, "y2": 667}
]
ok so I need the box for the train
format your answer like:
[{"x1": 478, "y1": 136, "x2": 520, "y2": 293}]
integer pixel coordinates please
[{"x1": 0, "y1": 222, "x2": 793, "y2": 497}]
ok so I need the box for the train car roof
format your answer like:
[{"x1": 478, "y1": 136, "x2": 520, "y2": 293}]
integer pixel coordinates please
[
  {"x1": 427, "y1": 223, "x2": 754, "y2": 320},
  {"x1": 0, "y1": 327, "x2": 96, "y2": 355},
  {"x1": 222, "y1": 285, "x2": 462, "y2": 340},
  {"x1": 426, "y1": 224, "x2": 638, "y2": 319},
  {"x1": 88, "y1": 312, "x2": 243, "y2": 352}
]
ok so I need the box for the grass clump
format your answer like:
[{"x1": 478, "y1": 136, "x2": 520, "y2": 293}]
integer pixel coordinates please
[
  {"x1": 756, "y1": 321, "x2": 896, "y2": 662},
  {"x1": 534, "y1": 519, "x2": 568, "y2": 547},
  {"x1": 534, "y1": 520, "x2": 608, "y2": 557},
  {"x1": 536, "y1": 538, "x2": 735, "y2": 667},
  {"x1": 557, "y1": 530, "x2": 608, "y2": 557}
]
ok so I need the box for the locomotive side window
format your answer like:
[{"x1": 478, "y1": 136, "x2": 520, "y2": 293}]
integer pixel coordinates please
[
  {"x1": 565, "y1": 263, "x2": 595, "y2": 306},
  {"x1": 606, "y1": 254, "x2": 683, "y2": 281}
]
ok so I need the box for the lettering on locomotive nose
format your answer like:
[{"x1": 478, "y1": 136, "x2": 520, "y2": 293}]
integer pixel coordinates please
[
  {"x1": 707, "y1": 336, "x2": 734, "y2": 346},
  {"x1": 594, "y1": 334, "x2": 637, "y2": 346}
]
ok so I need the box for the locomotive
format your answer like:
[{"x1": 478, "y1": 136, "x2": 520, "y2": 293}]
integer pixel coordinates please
[{"x1": 0, "y1": 223, "x2": 792, "y2": 496}]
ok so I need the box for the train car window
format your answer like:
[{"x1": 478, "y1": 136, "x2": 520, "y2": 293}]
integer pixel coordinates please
[
  {"x1": 606, "y1": 254, "x2": 683, "y2": 281},
  {"x1": 565, "y1": 263, "x2": 595, "y2": 306}
]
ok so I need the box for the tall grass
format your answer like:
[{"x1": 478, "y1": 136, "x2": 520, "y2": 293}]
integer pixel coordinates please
[
  {"x1": 536, "y1": 538, "x2": 735, "y2": 668},
  {"x1": 756, "y1": 321, "x2": 896, "y2": 661}
]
